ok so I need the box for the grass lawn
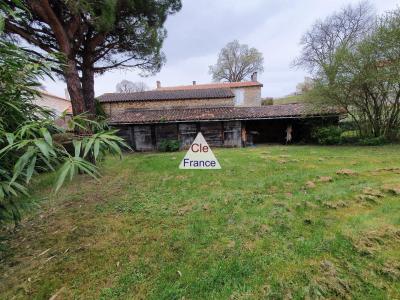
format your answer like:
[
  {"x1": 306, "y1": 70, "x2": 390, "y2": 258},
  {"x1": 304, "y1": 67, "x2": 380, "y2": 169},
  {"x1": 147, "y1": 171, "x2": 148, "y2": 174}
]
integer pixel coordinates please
[{"x1": 1, "y1": 145, "x2": 400, "y2": 299}]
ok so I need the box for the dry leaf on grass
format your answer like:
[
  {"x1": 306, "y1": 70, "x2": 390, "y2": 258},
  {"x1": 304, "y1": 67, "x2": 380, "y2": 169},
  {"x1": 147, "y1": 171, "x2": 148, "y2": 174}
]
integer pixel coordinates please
[
  {"x1": 177, "y1": 203, "x2": 194, "y2": 216},
  {"x1": 378, "y1": 167, "x2": 400, "y2": 172},
  {"x1": 352, "y1": 227, "x2": 400, "y2": 256},
  {"x1": 336, "y1": 169, "x2": 357, "y2": 176},
  {"x1": 377, "y1": 261, "x2": 400, "y2": 280},
  {"x1": 323, "y1": 200, "x2": 349, "y2": 209},
  {"x1": 317, "y1": 176, "x2": 333, "y2": 182},
  {"x1": 382, "y1": 184, "x2": 400, "y2": 195},
  {"x1": 202, "y1": 204, "x2": 210, "y2": 211},
  {"x1": 362, "y1": 187, "x2": 384, "y2": 198},
  {"x1": 308, "y1": 260, "x2": 351, "y2": 299},
  {"x1": 357, "y1": 194, "x2": 381, "y2": 204},
  {"x1": 357, "y1": 187, "x2": 385, "y2": 204},
  {"x1": 258, "y1": 224, "x2": 271, "y2": 235},
  {"x1": 305, "y1": 181, "x2": 316, "y2": 189}
]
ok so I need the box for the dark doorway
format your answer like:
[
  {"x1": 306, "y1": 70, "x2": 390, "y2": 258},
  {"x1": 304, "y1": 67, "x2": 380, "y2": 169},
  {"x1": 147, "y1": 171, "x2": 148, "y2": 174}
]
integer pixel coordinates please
[
  {"x1": 245, "y1": 117, "x2": 339, "y2": 145},
  {"x1": 246, "y1": 119, "x2": 288, "y2": 144}
]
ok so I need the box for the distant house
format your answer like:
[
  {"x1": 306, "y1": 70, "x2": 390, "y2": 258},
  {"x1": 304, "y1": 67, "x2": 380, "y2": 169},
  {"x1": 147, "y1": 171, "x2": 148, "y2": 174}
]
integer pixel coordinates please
[
  {"x1": 34, "y1": 89, "x2": 71, "y2": 116},
  {"x1": 98, "y1": 73, "x2": 342, "y2": 151}
]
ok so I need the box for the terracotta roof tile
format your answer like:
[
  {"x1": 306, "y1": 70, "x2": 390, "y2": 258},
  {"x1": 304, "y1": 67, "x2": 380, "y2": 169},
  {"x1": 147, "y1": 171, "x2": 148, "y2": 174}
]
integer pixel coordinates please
[
  {"x1": 157, "y1": 81, "x2": 262, "y2": 90},
  {"x1": 109, "y1": 103, "x2": 342, "y2": 124},
  {"x1": 98, "y1": 88, "x2": 234, "y2": 103}
]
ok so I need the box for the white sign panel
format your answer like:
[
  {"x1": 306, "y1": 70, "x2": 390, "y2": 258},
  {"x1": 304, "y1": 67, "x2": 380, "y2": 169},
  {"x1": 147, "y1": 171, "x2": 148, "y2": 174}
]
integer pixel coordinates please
[{"x1": 179, "y1": 132, "x2": 221, "y2": 169}]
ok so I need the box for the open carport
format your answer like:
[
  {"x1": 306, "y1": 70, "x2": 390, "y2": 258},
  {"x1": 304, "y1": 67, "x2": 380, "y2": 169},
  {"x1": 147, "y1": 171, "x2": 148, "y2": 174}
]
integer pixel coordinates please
[
  {"x1": 243, "y1": 116, "x2": 339, "y2": 144},
  {"x1": 109, "y1": 103, "x2": 343, "y2": 150}
]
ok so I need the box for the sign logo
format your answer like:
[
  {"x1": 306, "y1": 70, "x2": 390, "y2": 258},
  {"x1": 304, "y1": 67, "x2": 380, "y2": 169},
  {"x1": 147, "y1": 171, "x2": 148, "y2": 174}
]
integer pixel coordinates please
[{"x1": 179, "y1": 132, "x2": 221, "y2": 169}]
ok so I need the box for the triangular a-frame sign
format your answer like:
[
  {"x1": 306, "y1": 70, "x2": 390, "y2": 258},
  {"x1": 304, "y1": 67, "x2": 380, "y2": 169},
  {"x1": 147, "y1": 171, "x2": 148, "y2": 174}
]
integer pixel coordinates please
[{"x1": 179, "y1": 132, "x2": 221, "y2": 169}]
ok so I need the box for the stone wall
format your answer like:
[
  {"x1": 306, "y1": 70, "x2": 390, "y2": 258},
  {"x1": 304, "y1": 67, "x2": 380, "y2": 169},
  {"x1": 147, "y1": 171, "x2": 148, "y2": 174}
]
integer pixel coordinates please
[
  {"x1": 102, "y1": 97, "x2": 234, "y2": 116},
  {"x1": 34, "y1": 93, "x2": 70, "y2": 116},
  {"x1": 231, "y1": 86, "x2": 261, "y2": 107},
  {"x1": 244, "y1": 86, "x2": 262, "y2": 106}
]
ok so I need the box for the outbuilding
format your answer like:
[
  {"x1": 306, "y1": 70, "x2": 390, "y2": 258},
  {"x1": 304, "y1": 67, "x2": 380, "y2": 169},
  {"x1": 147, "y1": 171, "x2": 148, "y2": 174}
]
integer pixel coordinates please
[{"x1": 98, "y1": 77, "x2": 342, "y2": 151}]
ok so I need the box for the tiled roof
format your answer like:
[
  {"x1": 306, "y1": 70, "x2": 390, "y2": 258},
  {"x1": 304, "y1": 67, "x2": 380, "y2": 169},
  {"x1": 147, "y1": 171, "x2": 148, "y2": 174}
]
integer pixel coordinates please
[
  {"x1": 157, "y1": 81, "x2": 263, "y2": 90},
  {"x1": 109, "y1": 103, "x2": 342, "y2": 124},
  {"x1": 39, "y1": 90, "x2": 70, "y2": 102},
  {"x1": 97, "y1": 88, "x2": 234, "y2": 103}
]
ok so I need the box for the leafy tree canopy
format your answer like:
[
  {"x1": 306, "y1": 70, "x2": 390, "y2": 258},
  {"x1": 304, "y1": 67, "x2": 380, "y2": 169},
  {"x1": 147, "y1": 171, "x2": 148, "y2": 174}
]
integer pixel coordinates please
[
  {"x1": 300, "y1": 5, "x2": 400, "y2": 139},
  {"x1": 2, "y1": 0, "x2": 182, "y2": 115}
]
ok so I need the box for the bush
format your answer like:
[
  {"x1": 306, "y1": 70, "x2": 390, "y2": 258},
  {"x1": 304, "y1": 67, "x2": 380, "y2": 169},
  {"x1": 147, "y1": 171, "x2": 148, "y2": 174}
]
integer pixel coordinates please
[
  {"x1": 158, "y1": 139, "x2": 180, "y2": 152},
  {"x1": 340, "y1": 130, "x2": 360, "y2": 144},
  {"x1": 314, "y1": 127, "x2": 389, "y2": 146},
  {"x1": 358, "y1": 136, "x2": 388, "y2": 146},
  {"x1": 312, "y1": 126, "x2": 343, "y2": 145},
  {"x1": 261, "y1": 98, "x2": 273, "y2": 105}
]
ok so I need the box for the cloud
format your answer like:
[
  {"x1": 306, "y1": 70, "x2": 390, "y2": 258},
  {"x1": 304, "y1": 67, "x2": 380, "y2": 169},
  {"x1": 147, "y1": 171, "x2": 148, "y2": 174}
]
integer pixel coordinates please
[{"x1": 41, "y1": 0, "x2": 400, "y2": 98}]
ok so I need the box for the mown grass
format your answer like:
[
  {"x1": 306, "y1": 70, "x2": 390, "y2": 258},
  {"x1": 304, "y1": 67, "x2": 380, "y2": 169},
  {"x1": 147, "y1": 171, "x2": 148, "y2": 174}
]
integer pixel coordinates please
[{"x1": 0, "y1": 145, "x2": 400, "y2": 299}]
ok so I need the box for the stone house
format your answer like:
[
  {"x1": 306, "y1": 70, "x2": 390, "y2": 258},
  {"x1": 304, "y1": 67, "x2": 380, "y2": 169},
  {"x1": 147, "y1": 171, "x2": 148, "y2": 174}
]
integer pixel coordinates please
[
  {"x1": 34, "y1": 89, "x2": 71, "y2": 116},
  {"x1": 98, "y1": 73, "x2": 341, "y2": 151}
]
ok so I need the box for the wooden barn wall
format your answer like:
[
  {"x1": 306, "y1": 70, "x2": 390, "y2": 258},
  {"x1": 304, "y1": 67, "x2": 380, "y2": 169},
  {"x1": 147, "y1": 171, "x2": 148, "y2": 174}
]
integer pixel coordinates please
[
  {"x1": 114, "y1": 125, "x2": 133, "y2": 146},
  {"x1": 113, "y1": 116, "x2": 340, "y2": 151},
  {"x1": 178, "y1": 123, "x2": 197, "y2": 149},
  {"x1": 133, "y1": 125, "x2": 154, "y2": 151},
  {"x1": 155, "y1": 124, "x2": 178, "y2": 148},
  {"x1": 223, "y1": 121, "x2": 242, "y2": 147},
  {"x1": 200, "y1": 122, "x2": 224, "y2": 147},
  {"x1": 114, "y1": 121, "x2": 243, "y2": 151}
]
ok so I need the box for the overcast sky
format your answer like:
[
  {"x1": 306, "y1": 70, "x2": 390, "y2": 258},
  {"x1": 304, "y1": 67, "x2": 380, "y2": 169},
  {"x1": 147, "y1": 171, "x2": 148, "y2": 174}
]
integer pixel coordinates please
[{"x1": 41, "y1": 0, "x2": 399, "y2": 99}]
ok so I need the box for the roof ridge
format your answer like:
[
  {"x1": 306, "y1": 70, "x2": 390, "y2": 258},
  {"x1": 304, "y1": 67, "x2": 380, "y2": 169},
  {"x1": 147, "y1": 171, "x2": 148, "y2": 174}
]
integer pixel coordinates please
[
  {"x1": 124, "y1": 105, "x2": 234, "y2": 112},
  {"x1": 98, "y1": 88, "x2": 235, "y2": 103},
  {"x1": 156, "y1": 81, "x2": 263, "y2": 91}
]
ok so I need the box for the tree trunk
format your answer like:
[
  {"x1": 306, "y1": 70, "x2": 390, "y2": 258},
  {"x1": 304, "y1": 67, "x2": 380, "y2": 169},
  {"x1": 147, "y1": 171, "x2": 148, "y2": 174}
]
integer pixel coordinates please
[
  {"x1": 65, "y1": 59, "x2": 86, "y2": 115},
  {"x1": 81, "y1": 67, "x2": 96, "y2": 116}
]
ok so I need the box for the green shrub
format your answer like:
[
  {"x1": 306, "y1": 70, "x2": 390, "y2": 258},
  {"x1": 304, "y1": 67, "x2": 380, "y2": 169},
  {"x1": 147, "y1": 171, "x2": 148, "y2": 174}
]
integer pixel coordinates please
[
  {"x1": 339, "y1": 121, "x2": 358, "y2": 131},
  {"x1": 261, "y1": 98, "x2": 273, "y2": 105},
  {"x1": 340, "y1": 130, "x2": 360, "y2": 144},
  {"x1": 312, "y1": 126, "x2": 343, "y2": 145},
  {"x1": 158, "y1": 139, "x2": 180, "y2": 152},
  {"x1": 358, "y1": 136, "x2": 387, "y2": 146},
  {"x1": 339, "y1": 131, "x2": 388, "y2": 145}
]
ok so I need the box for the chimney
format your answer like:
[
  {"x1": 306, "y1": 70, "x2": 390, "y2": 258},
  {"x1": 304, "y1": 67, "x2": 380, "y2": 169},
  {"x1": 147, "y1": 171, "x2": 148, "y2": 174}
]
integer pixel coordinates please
[
  {"x1": 156, "y1": 81, "x2": 161, "y2": 88},
  {"x1": 192, "y1": 81, "x2": 196, "y2": 85},
  {"x1": 251, "y1": 72, "x2": 257, "y2": 82}
]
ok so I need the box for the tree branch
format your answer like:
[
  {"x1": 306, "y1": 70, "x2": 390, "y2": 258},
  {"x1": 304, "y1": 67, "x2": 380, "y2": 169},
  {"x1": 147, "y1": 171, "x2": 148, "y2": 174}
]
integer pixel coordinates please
[
  {"x1": 28, "y1": 0, "x2": 70, "y2": 54},
  {"x1": 5, "y1": 21, "x2": 54, "y2": 53},
  {"x1": 93, "y1": 58, "x2": 148, "y2": 72}
]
